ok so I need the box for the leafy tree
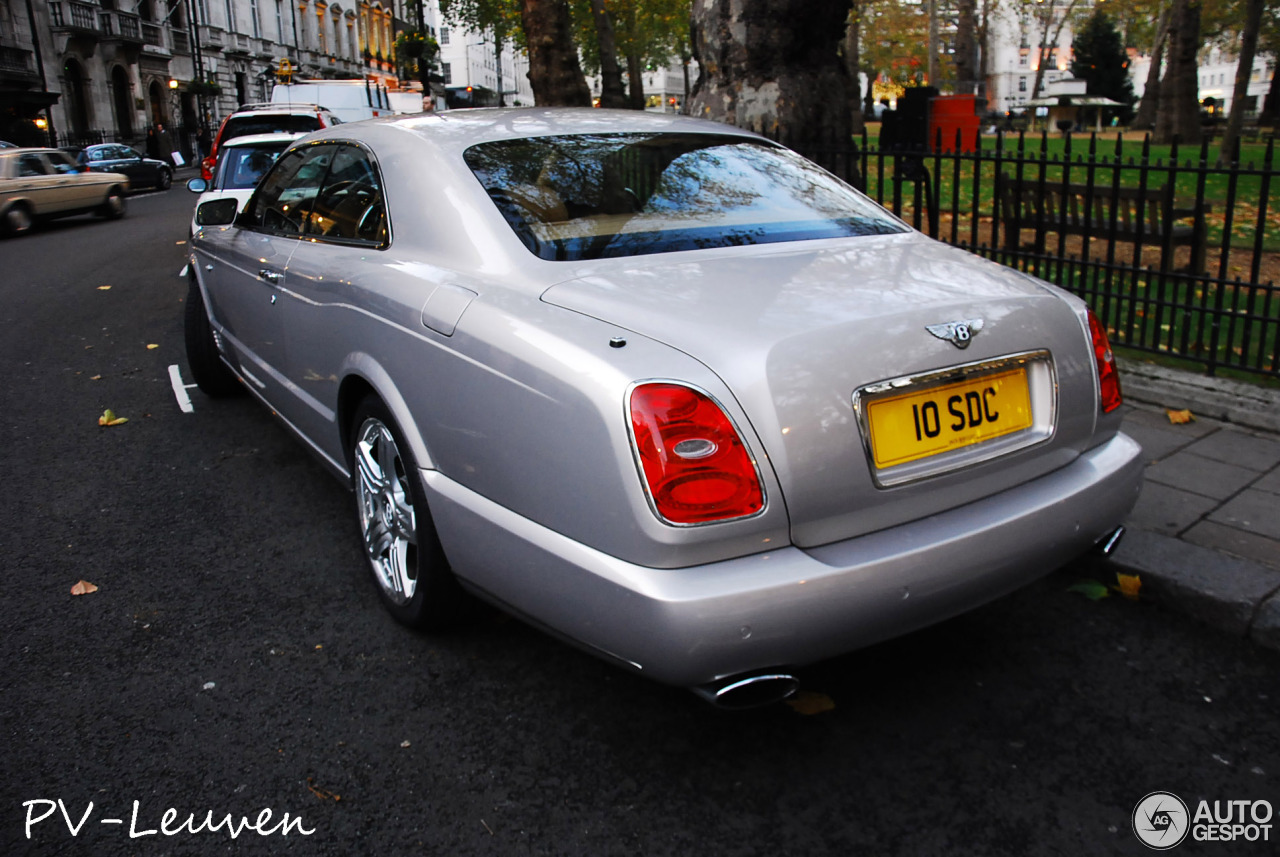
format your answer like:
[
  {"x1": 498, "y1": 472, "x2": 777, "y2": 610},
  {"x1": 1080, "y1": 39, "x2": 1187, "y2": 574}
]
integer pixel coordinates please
[
  {"x1": 1070, "y1": 9, "x2": 1137, "y2": 120},
  {"x1": 861, "y1": 1, "x2": 930, "y2": 89},
  {"x1": 440, "y1": 0, "x2": 590, "y2": 105}
]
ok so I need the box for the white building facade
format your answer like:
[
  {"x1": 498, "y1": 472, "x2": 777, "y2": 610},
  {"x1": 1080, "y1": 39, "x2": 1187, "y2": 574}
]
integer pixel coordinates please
[{"x1": 434, "y1": 13, "x2": 533, "y2": 107}]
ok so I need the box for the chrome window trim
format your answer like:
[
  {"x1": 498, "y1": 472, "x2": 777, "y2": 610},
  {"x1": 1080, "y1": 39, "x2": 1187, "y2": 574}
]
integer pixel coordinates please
[{"x1": 852, "y1": 350, "x2": 1057, "y2": 489}]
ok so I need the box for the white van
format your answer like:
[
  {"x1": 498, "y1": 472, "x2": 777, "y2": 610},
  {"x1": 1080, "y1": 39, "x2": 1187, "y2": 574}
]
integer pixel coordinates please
[{"x1": 270, "y1": 80, "x2": 394, "y2": 123}]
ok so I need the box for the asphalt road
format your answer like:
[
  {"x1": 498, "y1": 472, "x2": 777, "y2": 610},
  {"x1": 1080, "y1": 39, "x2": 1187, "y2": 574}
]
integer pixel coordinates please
[{"x1": 2, "y1": 187, "x2": 1279, "y2": 856}]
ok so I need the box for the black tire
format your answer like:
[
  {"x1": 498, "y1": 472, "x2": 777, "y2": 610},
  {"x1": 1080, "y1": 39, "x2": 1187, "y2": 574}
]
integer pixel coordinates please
[
  {"x1": 97, "y1": 187, "x2": 126, "y2": 219},
  {"x1": 157, "y1": 168, "x2": 172, "y2": 191},
  {"x1": 183, "y1": 277, "x2": 241, "y2": 396},
  {"x1": 3, "y1": 203, "x2": 33, "y2": 236},
  {"x1": 349, "y1": 395, "x2": 466, "y2": 630}
]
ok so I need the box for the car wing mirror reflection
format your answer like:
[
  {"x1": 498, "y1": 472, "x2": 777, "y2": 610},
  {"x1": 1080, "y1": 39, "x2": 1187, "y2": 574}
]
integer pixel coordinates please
[
  {"x1": 186, "y1": 177, "x2": 208, "y2": 193},
  {"x1": 196, "y1": 198, "x2": 239, "y2": 226}
]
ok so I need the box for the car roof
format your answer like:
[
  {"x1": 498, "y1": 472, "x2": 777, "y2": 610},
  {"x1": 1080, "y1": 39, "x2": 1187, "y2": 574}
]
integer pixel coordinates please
[
  {"x1": 304, "y1": 107, "x2": 764, "y2": 155},
  {"x1": 230, "y1": 102, "x2": 330, "y2": 116},
  {"x1": 220, "y1": 132, "x2": 307, "y2": 148}
]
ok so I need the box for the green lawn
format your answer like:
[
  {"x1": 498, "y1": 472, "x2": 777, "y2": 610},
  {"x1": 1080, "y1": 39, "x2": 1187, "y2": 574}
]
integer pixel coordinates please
[{"x1": 851, "y1": 132, "x2": 1278, "y2": 252}]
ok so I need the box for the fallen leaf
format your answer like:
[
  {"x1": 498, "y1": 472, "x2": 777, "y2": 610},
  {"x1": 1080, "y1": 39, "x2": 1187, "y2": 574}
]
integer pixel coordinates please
[
  {"x1": 1117, "y1": 573, "x2": 1142, "y2": 600},
  {"x1": 98, "y1": 409, "x2": 128, "y2": 426},
  {"x1": 786, "y1": 691, "x2": 836, "y2": 715},
  {"x1": 90, "y1": 375, "x2": 101, "y2": 381},
  {"x1": 400, "y1": 739, "x2": 411, "y2": 748},
  {"x1": 1068, "y1": 580, "x2": 1110, "y2": 601},
  {"x1": 70, "y1": 580, "x2": 99, "y2": 595},
  {"x1": 1166, "y1": 408, "x2": 1195, "y2": 424},
  {"x1": 146, "y1": 344, "x2": 159, "y2": 350},
  {"x1": 97, "y1": 285, "x2": 112, "y2": 291},
  {"x1": 306, "y1": 778, "x2": 341, "y2": 801}
]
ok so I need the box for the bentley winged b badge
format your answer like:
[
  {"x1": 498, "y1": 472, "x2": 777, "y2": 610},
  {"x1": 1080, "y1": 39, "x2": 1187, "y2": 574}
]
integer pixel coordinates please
[{"x1": 926, "y1": 318, "x2": 984, "y2": 349}]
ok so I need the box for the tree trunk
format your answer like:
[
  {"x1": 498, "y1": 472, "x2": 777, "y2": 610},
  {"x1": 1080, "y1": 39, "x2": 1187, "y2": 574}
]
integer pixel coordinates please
[
  {"x1": 844, "y1": 5, "x2": 864, "y2": 134},
  {"x1": 953, "y1": 0, "x2": 977, "y2": 95},
  {"x1": 1153, "y1": 0, "x2": 1202, "y2": 145},
  {"x1": 520, "y1": 0, "x2": 591, "y2": 107},
  {"x1": 1131, "y1": 6, "x2": 1171, "y2": 132},
  {"x1": 690, "y1": 0, "x2": 854, "y2": 149},
  {"x1": 977, "y1": 0, "x2": 994, "y2": 101},
  {"x1": 1261, "y1": 60, "x2": 1280, "y2": 125},
  {"x1": 590, "y1": 0, "x2": 627, "y2": 109},
  {"x1": 1218, "y1": 0, "x2": 1264, "y2": 164},
  {"x1": 626, "y1": 50, "x2": 646, "y2": 110}
]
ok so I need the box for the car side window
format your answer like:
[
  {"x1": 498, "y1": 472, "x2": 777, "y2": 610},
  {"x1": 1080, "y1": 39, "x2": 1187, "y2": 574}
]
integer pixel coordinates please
[
  {"x1": 18, "y1": 154, "x2": 47, "y2": 176},
  {"x1": 302, "y1": 145, "x2": 387, "y2": 246},
  {"x1": 47, "y1": 151, "x2": 81, "y2": 173},
  {"x1": 246, "y1": 145, "x2": 336, "y2": 237}
]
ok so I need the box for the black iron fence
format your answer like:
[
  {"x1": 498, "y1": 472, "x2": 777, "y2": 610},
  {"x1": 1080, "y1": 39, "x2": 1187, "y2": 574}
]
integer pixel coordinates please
[{"x1": 782, "y1": 128, "x2": 1279, "y2": 380}]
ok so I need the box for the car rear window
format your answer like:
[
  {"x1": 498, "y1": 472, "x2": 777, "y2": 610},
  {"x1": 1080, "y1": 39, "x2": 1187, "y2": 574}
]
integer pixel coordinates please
[
  {"x1": 221, "y1": 114, "x2": 322, "y2": 143},
  {"x1": 216, "y1": 144, "x2": 290, "y2": 190},
  {"x1": 464, "y1": 133, "x2": 906, "y2": 261}
]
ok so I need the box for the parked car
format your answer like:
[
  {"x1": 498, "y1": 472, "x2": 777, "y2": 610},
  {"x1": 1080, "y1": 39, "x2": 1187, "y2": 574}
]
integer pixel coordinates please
[
  {"x1": 1, "y1": 147, "x2": 128, "y2": 236},
  {"x1": 185, "y1": 109, "x2": 1143, "y2": 707},
  {"x1": 200, "y1": 102, "x2": 339, "y2": 181},
  {"x1": 66, "y1": 143, "x2": 172, "y2": 191},
  {"x1": 186, "y1": 132, "x2": 304, "y2": 236}
]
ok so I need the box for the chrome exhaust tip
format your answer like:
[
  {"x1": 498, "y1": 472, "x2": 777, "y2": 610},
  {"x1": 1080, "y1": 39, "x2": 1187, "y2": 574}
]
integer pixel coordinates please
[
  {"x1": 1094, "y1": 525, "x2": 1126, "y2": 557},
  {"x1": 691, "y1": 672, "x2": 800, "y2": 710}
]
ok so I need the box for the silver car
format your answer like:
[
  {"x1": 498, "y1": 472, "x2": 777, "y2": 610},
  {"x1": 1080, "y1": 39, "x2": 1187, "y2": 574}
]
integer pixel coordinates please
[{"x1": 186, "y1": 108, "x2": 1142, "y2": 707}]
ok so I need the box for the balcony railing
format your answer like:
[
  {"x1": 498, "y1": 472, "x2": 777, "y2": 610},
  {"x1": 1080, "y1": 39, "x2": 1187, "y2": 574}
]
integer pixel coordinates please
[{"x1": 49, "y1": 1, "x2": 99, "y2": 32}]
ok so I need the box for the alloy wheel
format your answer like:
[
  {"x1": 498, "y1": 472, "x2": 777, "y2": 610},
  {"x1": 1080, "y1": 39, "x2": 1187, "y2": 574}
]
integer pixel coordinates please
[{"x1": 354, "y1": 417, "x2": 418, "y2": 605}]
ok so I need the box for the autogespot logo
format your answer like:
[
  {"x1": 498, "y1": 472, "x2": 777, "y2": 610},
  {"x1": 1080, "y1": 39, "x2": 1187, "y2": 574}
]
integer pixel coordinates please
[{"x1": 1133, "y1": 791, "x2": 1191, "y2": 849}]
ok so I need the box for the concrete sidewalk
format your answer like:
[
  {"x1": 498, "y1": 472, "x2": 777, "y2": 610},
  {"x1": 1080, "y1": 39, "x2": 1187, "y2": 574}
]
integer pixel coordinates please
[{"x1": 1105, "y1": 358, "x2": 1280, "y2": 652}]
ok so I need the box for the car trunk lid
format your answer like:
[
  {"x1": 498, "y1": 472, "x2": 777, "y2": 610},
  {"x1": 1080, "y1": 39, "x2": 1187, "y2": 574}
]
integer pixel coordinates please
[{"x1": 542, "y1": 233, "x2": 1100, "y2": 547}]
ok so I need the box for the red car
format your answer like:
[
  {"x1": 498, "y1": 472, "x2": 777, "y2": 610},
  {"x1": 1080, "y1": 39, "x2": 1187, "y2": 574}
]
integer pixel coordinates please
[{"x1": 200, "y1": 102, "x2": 340, "y2": 180}]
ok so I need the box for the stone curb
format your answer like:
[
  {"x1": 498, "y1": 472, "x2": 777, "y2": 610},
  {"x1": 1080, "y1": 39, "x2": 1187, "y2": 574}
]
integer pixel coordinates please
[
  {"x1": 1118, "y1": 357, "x2": 1280, "y2": 434},
  {"x1": 1107, "y1": 529, "x2": 1280, "y2": 652}
]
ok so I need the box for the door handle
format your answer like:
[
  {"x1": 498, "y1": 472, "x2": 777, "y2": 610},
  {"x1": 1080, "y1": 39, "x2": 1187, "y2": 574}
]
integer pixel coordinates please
[{"x1": 258, "y1": 269, "x2": 282, "y2": 284}]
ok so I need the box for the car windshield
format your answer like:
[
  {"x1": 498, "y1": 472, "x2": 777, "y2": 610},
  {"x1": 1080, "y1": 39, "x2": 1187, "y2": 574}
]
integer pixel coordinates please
[
  {"x1": 221, "y1": 114, "x2": 321, "y2": 143},
  {"x1": 216, "y1": 144, "x2": 289, "y2": 190},
  {"x1": 464, "y1": 133, "x2": 906, "y2": 261}
]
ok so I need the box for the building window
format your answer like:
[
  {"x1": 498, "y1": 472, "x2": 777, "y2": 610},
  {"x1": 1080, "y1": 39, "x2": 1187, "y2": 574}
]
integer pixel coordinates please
[
  {"x1": 440, "y1": 26, "x2": 450, "y2": 45},
  {"x1": 275, "y1": 0, "x2": 284, "y2": 42},
  {"x1": 249, "y1": 0, "x2": 261, "y2": 37},
  {"x1": 442, "y1": 62, "x2": 451, "y2": 84},
  {"x1": 224, "y1": 0, "x2": 236, "y2": 31},
  {"x1": 1018, "y1": 77, "x2": 1026, "y2": 92}
]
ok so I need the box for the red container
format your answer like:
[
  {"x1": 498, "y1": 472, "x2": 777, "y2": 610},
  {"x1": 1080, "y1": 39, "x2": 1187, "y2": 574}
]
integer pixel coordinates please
[{"x1": 929, "y1": 94, "x2": 981, "y2": 153}]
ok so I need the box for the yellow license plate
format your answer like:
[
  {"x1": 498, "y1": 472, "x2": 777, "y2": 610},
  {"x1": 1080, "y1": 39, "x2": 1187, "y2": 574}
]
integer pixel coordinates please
[{"x1": 866, "y1": 368, "x2": 1033, "y2": 469}]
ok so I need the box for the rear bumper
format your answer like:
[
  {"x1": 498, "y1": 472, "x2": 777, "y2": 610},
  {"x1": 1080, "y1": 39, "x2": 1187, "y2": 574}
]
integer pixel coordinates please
[{"x1": 424, "y1": 431, "x2": 1144, "y2": 687}]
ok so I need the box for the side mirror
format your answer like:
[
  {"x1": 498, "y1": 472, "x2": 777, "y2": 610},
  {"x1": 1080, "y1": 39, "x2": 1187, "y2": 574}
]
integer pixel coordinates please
[
  {"x1": 195, "y1": 198, "x2": 238, "y2": 226},
  {"x1": 186, "y1": 177, "x2": 208, "y2": 193}
]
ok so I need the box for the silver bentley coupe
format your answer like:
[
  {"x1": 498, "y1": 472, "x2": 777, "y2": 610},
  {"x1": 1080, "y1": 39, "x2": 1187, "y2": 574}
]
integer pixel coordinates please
[{"x1": 186, "y1": 108, "x2": 1143, "y2": 707}]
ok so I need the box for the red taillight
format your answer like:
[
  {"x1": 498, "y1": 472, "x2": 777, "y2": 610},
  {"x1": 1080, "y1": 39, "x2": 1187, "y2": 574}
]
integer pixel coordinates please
[
  {"x1": 1088, "y1": 310, "x2": 1122, "y2": 413},
  {"x1": 629, "y1": 383, "x2": 764, "y2": 525},
  {"x1": 200, "y1": 154, "x2": 216, "y2": 181}
]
